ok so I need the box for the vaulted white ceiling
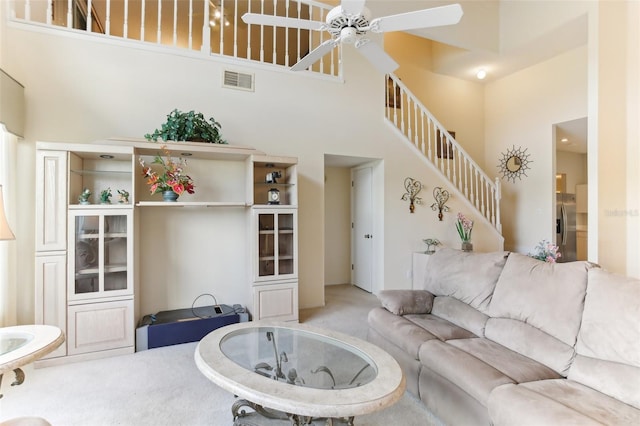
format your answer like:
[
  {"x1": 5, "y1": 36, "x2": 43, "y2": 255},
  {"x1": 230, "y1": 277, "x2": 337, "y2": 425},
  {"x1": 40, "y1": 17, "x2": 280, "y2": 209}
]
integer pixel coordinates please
[{"x1": 346, "y1": 0, "x2": 589, "y2": 82}]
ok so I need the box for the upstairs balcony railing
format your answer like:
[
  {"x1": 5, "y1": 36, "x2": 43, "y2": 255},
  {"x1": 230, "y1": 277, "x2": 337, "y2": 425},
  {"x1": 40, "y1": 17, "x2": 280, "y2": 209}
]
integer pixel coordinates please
[{"x1": 8, "y1": 0, "x2": 340, "y2": 78}]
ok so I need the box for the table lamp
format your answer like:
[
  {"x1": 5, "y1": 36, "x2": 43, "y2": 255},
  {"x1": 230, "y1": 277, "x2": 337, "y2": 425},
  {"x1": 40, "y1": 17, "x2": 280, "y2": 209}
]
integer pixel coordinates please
[{"x1": 0, "y1": 185, "x2": 15, "y2": 240}]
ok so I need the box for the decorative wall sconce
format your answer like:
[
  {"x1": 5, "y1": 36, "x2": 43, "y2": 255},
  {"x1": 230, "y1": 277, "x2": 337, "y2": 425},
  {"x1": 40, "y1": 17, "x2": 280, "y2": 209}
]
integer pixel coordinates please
[
  {"x1": 401, "y1": 177, "x2": 423, "y2": 213},
  {"x1": 497, "y1": 145, "x2": 532, "y2": 183},
  {"x1": 430, "y1": 187, "x2": 450, "y2": 221}
]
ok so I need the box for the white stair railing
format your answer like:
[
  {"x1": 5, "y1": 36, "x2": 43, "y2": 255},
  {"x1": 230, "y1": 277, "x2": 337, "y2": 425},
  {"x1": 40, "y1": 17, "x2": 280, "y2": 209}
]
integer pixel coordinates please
[
  {"x1": 385, "y1": 74, "x2": 502, "y2": 233},
  {"x1": 9, "y1": 0, "x2": 339, "y2": 78}
]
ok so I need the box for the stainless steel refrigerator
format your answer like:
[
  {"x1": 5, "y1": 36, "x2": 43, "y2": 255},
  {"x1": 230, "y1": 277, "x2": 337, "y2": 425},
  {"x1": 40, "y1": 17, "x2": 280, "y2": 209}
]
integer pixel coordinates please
[{"x1": 556, "y1": 193, "x2": 577, "y2": 262}]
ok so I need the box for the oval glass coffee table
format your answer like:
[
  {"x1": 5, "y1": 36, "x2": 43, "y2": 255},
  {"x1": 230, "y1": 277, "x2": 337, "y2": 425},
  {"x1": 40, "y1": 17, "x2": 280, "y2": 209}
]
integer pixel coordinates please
[{"x1": 195, "y1": 321, "x2": 405, "y2": 425}]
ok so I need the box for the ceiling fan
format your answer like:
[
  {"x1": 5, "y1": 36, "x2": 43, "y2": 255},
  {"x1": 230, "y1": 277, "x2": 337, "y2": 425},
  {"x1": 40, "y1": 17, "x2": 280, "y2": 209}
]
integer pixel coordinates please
[{"x1": 242, "y1": 0, "x2": 463, "y2": 74}]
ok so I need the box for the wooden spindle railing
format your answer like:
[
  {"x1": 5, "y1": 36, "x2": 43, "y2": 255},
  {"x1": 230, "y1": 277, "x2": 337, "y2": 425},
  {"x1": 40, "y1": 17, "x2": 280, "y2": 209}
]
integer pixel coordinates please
[
  {"x1": 10, "y1": 0, "x2": 338, "y2": 78},
  {"x1": 385, "y1": 74, "x2": 502, "y2": 233}
]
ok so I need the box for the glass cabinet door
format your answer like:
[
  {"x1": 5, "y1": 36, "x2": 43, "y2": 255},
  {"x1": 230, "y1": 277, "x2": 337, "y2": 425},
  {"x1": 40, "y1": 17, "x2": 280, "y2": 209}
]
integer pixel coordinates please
[
  {"x1": 256, "y1": 210, "x2": 297, "y2": 281},
  {"x1": 258, "y1": 214, "x2": 275, "y2": 277},
  {"x1": 69, "y1": 210, "x2": 132, "y2": 300},
  {"x1": 278, "y1": 214, "x2": 294, "y2": 275}
]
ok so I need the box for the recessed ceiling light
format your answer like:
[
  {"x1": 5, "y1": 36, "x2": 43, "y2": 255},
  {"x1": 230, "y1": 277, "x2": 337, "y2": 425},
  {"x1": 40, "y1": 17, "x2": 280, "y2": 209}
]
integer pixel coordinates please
[
  {"x1": 99, "y1": 154, "x2": 114, "y2": 159},
  {"x1": 476, "y1": 69, "x2": 487, "y2": 80},
  {"x1": 561, "y1": 138, "x2": 569, "y2": 143}
]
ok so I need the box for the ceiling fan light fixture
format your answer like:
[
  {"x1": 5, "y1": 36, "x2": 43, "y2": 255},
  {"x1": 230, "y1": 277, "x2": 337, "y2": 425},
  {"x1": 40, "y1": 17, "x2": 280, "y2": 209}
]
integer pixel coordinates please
[{"x1": 341, "y1": 27, "x2": 358, "y2": 44}]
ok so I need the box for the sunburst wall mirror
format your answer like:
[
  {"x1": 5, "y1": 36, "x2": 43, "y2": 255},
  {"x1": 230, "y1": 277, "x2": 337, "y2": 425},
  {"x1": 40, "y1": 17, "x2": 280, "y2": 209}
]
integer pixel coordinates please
[{"x1": 497, "y1": 145, "x2": 532, "y2": 183}]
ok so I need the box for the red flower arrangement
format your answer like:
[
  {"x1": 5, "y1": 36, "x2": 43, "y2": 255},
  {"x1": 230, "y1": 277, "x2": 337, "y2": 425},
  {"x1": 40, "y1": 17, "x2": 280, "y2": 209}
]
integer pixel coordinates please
[{"x1": 139, "y1": 146, "x2": 195, "y2": 195}]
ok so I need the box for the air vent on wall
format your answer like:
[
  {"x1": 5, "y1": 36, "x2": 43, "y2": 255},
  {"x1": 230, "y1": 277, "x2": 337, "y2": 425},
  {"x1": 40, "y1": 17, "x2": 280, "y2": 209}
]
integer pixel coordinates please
[{"x1": 223, "y1": 70, "x2": 254, "y2": 92}]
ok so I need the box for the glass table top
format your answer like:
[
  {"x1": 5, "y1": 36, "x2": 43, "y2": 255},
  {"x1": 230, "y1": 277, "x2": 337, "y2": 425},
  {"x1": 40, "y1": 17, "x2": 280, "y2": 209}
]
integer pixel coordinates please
[
  {"x1": 0, "y1": 333, "x2": 34, "y2": 356},
  {"x1": 220, "y1": 326, "x2": 377, "y2": 390}
]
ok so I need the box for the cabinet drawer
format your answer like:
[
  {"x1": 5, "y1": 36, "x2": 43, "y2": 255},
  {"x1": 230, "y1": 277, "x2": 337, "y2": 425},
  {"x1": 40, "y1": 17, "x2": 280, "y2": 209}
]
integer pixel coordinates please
[
  {"x1": 253, "y1": 281, "x2": 298, "y2": 322},
  {"x1": 67, "y1": 299, "x2": 134, "y2": 355}
]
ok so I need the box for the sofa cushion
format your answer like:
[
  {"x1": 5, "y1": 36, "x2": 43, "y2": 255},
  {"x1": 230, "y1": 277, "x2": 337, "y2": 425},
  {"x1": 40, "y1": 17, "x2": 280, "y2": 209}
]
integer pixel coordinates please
[
  {"x1": 430, "y1": 296, "x2": 490, "y2": 337},
  {"x1": 485, "y1": 317, "x2": 576, "y2": 376},
  {"x1": 377, "y1": 290, "x2": 434, "y2": 315},
  {"x1": 404, "y1": 313, "x2": 476, "y2": 341},
  {"x1": 418, "y1": 338, "x2": 561, "y2": 406},
  {"x1": 569, "y1": 268, "x2": 640, "y2": 409},
  {"x1": 488, "y1": 380, "x2": 640, "y2": 426},
  {"x1": 367, "y1": 307, "x2": 438, "y2": 359},
  {"x1": 422, "y1": 248, "x2": 509, "y2": 312},
  {"x1": 446, "y1": 338, "x2": 562, "y2": 384},
  {"x1": 488, "y1": 253, "x2": 592, "y2": 346}
]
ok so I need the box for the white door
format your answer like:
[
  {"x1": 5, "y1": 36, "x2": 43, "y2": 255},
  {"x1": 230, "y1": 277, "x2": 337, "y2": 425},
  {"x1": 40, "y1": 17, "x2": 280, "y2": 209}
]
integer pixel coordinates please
[{"x1": 352, "y1": 167, "x2": 373, "y2": 292}]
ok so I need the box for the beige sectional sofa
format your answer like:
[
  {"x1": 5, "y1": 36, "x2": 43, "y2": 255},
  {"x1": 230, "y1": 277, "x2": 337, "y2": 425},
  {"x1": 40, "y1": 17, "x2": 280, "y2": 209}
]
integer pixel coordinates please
[{"x1": 367, "y1": 248, "x2": 640, "y2": 425}]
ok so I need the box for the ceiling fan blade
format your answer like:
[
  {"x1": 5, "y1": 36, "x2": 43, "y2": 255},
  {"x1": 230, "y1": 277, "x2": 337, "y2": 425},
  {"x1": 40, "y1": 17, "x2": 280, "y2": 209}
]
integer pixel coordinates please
[
  {"x1": 291, "y1": 39, "x2": 339, "y2": 71},
  {"x1": 241, "y1": 13, "x2": 325, "y2": 31},
  {"x1": 341, "y1": 0, "x2": 367, "y2": 16},
  {"x1": 370, "y1": 4, "x2": 463, "y2": 33},
  {"x1": 355, "y1": 39, "x2": 399, "y2": 74}
]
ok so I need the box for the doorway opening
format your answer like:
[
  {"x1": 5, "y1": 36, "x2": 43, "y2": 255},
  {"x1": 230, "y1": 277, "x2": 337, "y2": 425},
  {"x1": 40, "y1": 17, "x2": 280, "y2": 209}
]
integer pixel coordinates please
[
  {"x1": 553, "y1": 117, "x2": 588, "y2": 262},
  {"x1": 324, "y1": 154, "x2": 383, "y2": 295}
]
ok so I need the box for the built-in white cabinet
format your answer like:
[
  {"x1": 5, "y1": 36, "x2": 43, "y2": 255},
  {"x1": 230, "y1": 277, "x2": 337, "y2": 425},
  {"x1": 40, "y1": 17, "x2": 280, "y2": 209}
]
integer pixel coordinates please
[
  {"x1": 35, "y1": 142, "x2": 137, "y2": 365},
  {"x1": 251, "y1": 208, "x2": 299, "y2": 321},
  {"x1": 35, "y1": 139, "x2": 299, "y2": 363},
  {"x1": 248, "y1": 154, "x2": 298, "y2": 322}
]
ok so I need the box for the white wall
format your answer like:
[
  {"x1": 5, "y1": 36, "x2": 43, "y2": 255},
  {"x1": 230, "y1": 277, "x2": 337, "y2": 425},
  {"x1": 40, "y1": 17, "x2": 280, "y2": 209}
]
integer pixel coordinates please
[
  {"x1": 627, "y1": 0, "x2": 640, "y2": 279},
  {"x1": 2, "y1": 23, "x2": 503, "y2": 323},
  {"x1": 485, "y1": 46, "x2": 588, "y2": 253},
  {"x1": 591, "y1": 0, "x2": 639, "y2": 277}
]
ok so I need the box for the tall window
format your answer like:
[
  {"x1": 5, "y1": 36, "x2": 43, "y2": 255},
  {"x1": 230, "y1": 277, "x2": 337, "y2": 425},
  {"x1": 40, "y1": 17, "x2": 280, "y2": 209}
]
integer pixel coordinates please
[{"x1": 0, "y1": 125, "x2": 17, "y2": 326}]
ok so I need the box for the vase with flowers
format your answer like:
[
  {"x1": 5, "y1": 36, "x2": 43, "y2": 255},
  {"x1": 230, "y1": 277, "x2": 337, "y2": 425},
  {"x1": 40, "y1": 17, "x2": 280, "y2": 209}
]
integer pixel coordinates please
[
  {"x1": 528, "y1": 240, "x2": 562, "y2": 263},
  {"x1": 455, "y1": 212, "x2": 474, "y2": 251},
  {"x1": 139, "y1": 145, "x2": 195, "y2": 202}
]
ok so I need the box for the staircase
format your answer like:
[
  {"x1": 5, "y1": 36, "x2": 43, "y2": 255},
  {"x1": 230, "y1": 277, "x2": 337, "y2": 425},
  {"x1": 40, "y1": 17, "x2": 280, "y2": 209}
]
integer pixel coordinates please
[{"x1": 385, "y1": 74, "x2": 502, "y2": 234}]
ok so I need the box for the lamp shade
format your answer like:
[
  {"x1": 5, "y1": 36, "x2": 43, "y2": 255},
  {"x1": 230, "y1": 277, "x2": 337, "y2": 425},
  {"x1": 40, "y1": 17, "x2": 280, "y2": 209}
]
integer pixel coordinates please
[{"x1": 0, "y1": 185, "x2": 15, "y2": 240}]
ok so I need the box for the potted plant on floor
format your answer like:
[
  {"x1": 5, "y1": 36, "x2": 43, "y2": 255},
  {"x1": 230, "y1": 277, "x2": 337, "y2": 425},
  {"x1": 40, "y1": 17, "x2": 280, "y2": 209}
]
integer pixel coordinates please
[{"x1": 144, "y1": 109, "x2": 227, "y2": 144}]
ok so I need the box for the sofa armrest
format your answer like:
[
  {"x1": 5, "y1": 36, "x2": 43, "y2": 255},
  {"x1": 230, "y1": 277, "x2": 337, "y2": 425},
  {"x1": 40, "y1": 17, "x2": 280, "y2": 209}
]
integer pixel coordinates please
[{"x1": 378, "y1": 290, "x2": 434, "y2": 315}]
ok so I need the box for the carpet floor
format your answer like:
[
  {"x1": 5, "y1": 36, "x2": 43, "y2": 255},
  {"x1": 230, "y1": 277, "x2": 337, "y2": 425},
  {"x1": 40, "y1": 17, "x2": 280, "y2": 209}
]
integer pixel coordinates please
[{"x1": 0, "y1": 285, "x2": 440, "y2": 425}]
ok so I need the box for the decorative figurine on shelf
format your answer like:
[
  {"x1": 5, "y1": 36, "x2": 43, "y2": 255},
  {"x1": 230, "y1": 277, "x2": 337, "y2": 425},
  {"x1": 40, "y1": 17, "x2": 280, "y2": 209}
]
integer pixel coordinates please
[
  {"x1": 78, "y1": 188, "x2": 91, "y2": 205},
  {"x1": 268, "y1": 187, "x2": 280, "y2": 205},
  {"x1": 265, "y1": 171, "x2": 282, "y2": 184},
  {"x1": 117, "y1": 189, "x2": 130, "y2": 204},
  {"x1": 423, "y1": 238, "x2": 441, "y2": 255},
  {"x1": 100, "y1": 188, "x2": 112, "y2": 204}
]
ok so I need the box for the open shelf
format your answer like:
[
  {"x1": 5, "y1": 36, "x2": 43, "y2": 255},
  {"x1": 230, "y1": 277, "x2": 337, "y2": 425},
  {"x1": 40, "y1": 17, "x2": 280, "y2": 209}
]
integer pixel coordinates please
[{"x1": 136, "y1": 201, "x2": 248, "y2": 207}]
